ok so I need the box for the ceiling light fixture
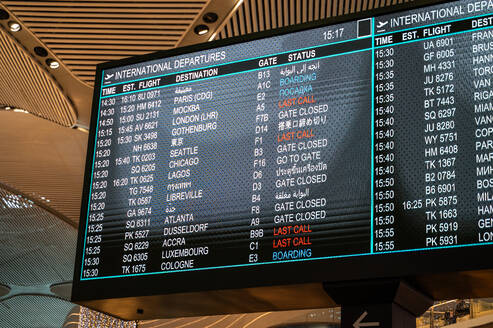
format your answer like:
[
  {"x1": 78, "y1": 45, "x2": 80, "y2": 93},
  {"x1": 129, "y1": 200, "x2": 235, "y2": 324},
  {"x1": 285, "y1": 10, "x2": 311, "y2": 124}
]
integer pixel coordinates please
[
  {"x1": 0, "y1": 9, "x2": 9, "y2": 20},
  {"x1": 46, "y1": 58, "x2": 60, "y2": 69},
  {"x1": 34, "y1": 46, "x2": 48, "y2": 57},
  {"x1": 73, "y1": 125, "x2": 89, "y2": 133},
  {"x1": 8, "y1": 21, "x2": 21, "y2": 32},
  {"x1": 194, "y1": 24, "x2": 209, "y2": 35},
  {"x1": 203, "y1": 12, "x2": 218, "y2": 23},
  {"x1": 77, "y1": 127, "x2": 89, "y2": 133}
]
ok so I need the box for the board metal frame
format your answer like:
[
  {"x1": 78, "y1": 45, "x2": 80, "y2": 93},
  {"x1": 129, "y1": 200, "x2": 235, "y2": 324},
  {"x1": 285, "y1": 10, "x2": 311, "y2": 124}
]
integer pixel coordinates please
[{"x1": 72, "y1": 0, "x2": 493, "y2": 319}]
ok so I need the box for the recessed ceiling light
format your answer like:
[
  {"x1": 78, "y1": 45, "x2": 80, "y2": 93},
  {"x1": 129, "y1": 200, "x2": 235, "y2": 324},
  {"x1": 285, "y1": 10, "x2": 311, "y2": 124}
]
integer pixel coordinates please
[
  {"x1": 0, "y1": 9, "x2": 9, "y2": 20},
  {"x1": 46, "y1": 58, "x2": 60, "y2": 69},
  {"x1": 34, "y1": 46, "x2": 48, "y2": 57},
  {"x1": 8, "y1": 21, "x2": 21, "y2": 32},
  {"x1": 73, "y1": 125, "x2": 89, "y2": 133},
  {"x1": 194, "y1": 24, "x2": 209, "y2": 35},
  {"x1": 203, "y1": 12, "x2": 218, "y2": 23}
]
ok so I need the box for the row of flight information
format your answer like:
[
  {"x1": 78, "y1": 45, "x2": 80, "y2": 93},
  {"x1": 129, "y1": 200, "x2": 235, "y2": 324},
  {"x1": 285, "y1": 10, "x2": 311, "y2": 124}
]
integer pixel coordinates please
[{"x1": 79, "y1": 0, "x2": 493, "y2": 280}]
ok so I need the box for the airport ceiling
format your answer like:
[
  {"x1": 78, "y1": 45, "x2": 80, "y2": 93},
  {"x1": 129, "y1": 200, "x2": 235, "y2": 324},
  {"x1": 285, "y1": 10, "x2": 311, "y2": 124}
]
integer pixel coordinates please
[{"x1": 0, "y1": 0, "x2": 410, "y2": 327}]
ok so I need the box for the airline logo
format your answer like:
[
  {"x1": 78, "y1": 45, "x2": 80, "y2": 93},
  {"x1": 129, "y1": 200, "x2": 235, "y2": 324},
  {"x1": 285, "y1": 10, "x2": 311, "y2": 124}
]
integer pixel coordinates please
[
  {"x1": 103, "y1": 73, "x2": 114, "y2": 83},
  {"x1": 376, "y1": 20, "x2": 388, "y2": 33}
]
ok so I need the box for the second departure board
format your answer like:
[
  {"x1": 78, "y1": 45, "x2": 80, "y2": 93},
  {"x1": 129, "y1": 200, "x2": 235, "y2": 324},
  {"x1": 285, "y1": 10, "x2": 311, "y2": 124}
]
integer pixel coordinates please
[{"x1": 73, "y1": 0, "x2": 493, "y2": 303}]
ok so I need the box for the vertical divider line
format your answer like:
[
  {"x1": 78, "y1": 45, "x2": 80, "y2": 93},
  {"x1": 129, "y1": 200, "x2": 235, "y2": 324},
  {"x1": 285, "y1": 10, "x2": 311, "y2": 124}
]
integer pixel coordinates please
[
  {"x1": 81, "y1": 69, "x2": 105, "y2": 280},
  {"x1": 370, "y1": 18, "x2": 375, "y2": 254}
]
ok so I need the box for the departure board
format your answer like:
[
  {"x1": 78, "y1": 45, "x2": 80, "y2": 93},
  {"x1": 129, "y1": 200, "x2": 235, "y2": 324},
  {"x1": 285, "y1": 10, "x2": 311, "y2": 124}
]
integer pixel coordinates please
[{"x1": 74, "y1": 0, "x2": 493, "y2": 296}]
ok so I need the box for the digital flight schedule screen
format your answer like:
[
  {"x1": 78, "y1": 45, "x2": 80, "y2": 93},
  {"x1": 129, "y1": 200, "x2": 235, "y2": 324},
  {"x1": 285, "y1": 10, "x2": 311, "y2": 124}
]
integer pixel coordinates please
[{"x1": 74, "y1": 0, "x2": 493, "y2": 299}]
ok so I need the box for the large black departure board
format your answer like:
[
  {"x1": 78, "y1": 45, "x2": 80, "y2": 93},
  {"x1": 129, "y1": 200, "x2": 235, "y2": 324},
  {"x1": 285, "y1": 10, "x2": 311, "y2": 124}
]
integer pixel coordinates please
[{"x1": 73, "y1": 0, "x2": 493, "y2": 313}]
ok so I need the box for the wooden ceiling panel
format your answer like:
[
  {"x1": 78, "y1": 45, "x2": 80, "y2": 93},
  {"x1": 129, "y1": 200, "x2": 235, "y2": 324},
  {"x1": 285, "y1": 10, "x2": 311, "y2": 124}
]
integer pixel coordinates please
[
  {"x1": 2, "y1": 0, "x2": 210, "y2": 85},
  {"x1": 0, "y1": 28, "x2": 76, "y2": 126},
  {"x1": 217, "y1": 0, "x2": 411, "y2": 39}
]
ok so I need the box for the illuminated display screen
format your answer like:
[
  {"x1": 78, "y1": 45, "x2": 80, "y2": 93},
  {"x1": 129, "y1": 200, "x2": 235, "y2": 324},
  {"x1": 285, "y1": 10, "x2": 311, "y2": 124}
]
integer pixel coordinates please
[{"x1": 73, "y1": 0, "x2": 493, "y2": 301}]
